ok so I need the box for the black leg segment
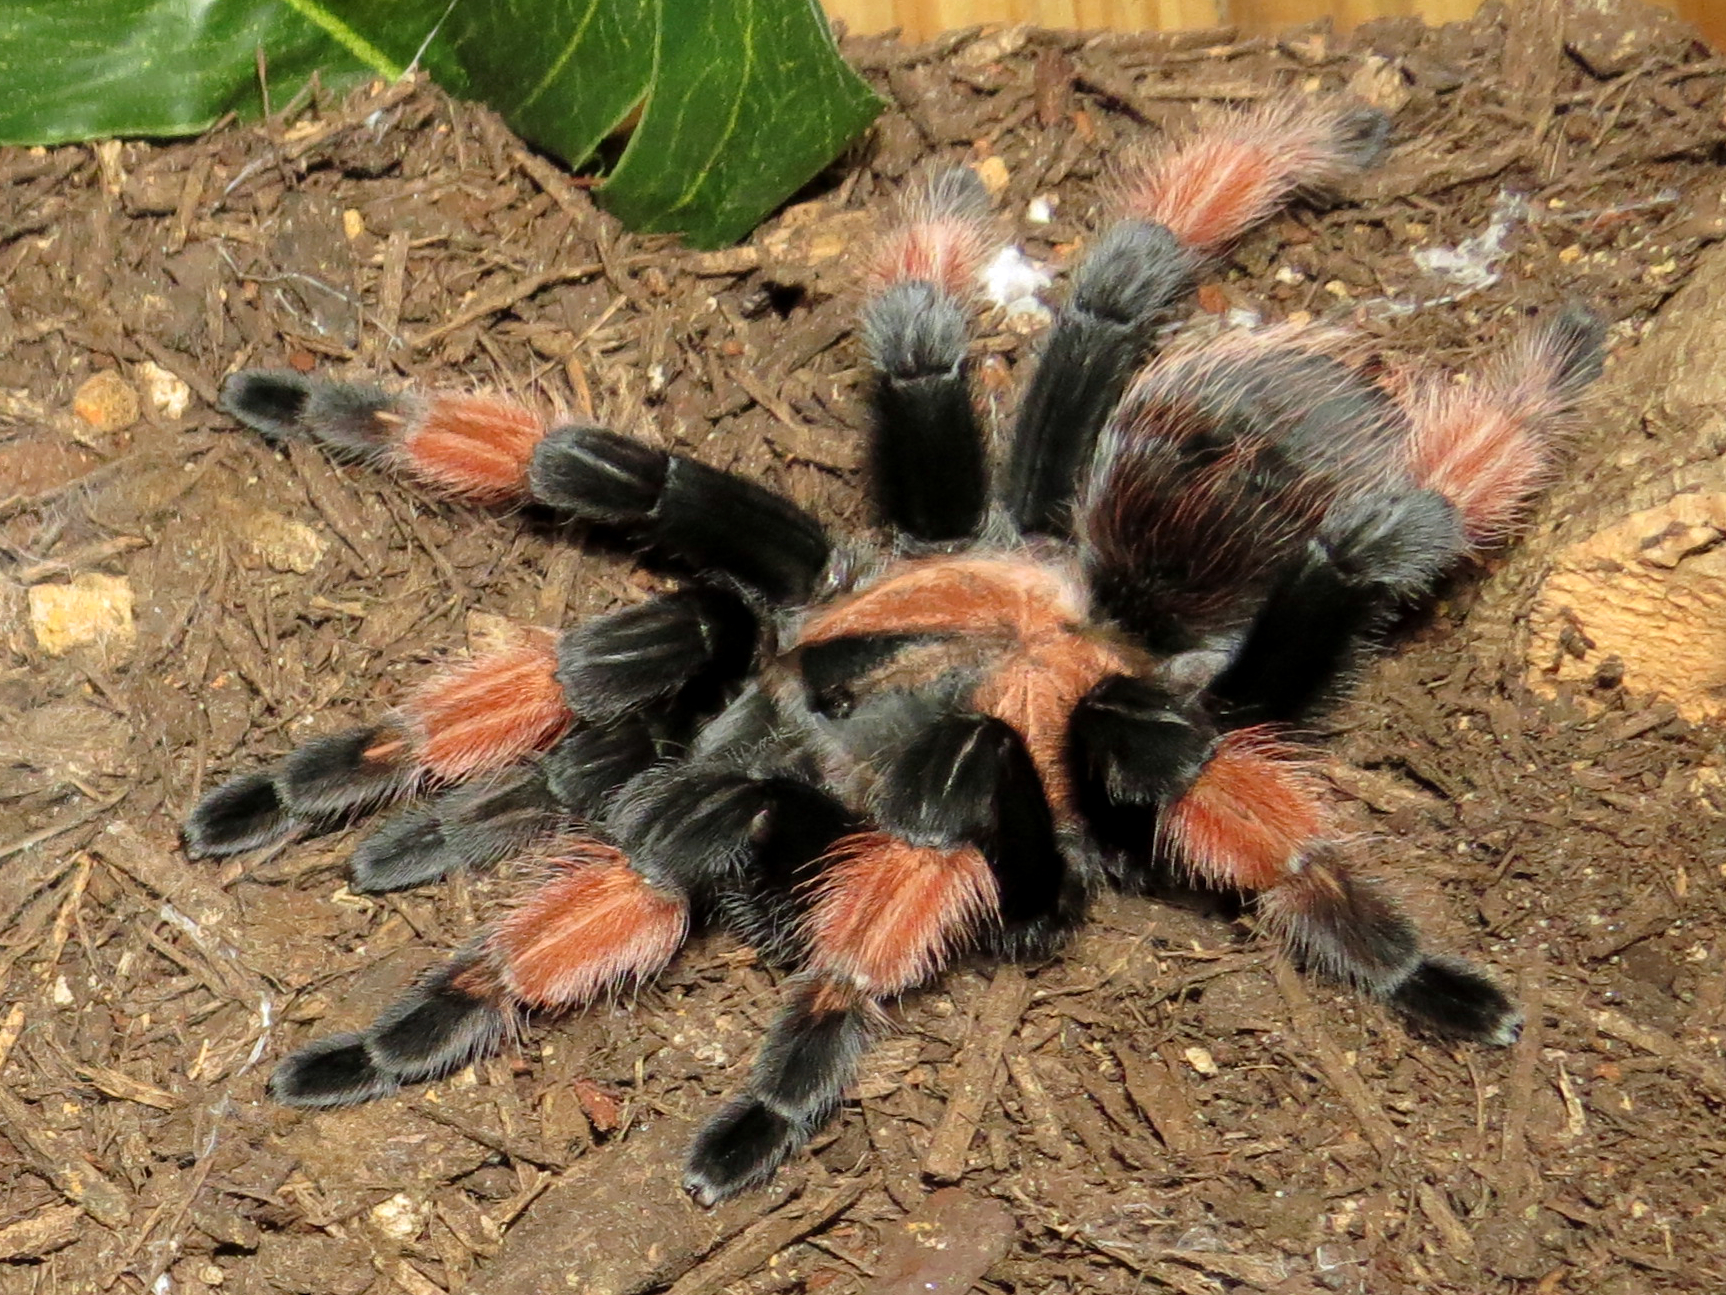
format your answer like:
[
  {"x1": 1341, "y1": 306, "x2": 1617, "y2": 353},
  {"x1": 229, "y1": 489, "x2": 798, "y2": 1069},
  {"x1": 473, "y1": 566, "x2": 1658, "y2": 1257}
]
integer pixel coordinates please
[
  {"x1": 862, "y1": 283, "x2": 987, "y2": 541},
  {"x1": 529, "y1": 429, "x2": 830, "y2": 603},
  {"x1": 1006, "y1": 220, "x2": 1196, "y2": 535}
]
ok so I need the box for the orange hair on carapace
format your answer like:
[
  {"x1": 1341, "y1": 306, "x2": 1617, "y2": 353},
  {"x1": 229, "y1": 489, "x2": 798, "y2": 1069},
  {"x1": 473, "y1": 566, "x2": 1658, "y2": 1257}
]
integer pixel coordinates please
[
  {"x1": 800, "y1": 556, "x2": 1087, "y2": 646},
  {"x1": 974, "y1": 633, "x2": 1132, "y2": 816}
]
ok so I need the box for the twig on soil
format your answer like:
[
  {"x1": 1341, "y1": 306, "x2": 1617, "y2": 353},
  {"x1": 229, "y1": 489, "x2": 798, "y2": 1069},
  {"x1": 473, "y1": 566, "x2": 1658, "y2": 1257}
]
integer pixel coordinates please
[
  {"x1": 409, "y1": 261, "x2": 626, "y2": 349},
  {"x1": 36, "y1": 854, "x2": 92, "y2": 979},
  {"x1": 0, "y1": 1005, "x2": 24, "y2": 1071},
  {"x1": 1073, "y1": 59, "x2": 1268, "y2": 124},
  {"x1": 413, "y1": 1098, "x2": 570, "y2": 1169},
  {"x1": 0, "y1": 788, "x2": 127, "y2": 863},
  {"x1": 1271, "y1": 961, "x2": 1398, "y2": 1160},
  {"x1": 1555, "y1": 992, "x2": 1726, "y2": 1099},
  {"x1": 1004, "y1": 1052, "x2": 1072, "y2": 1163},
  {"x1": 13, "y1": 536, "x2": 148, "y2": 585},
  {"x1": 1008, "y1": 1186, "x2": 1287, "y2": 1294},
  {"x1": 220, "y1": 77, "x2": 422, "y2": 205},
  {"x1": 1416, "y1": 1182, "x2": 1478, "y2": 1260},
  {"x1": 133, "y1": 334, "x2": 220, "y2": 408},
  {"x1": 925, "y1": 965, "x2": 1032, "y2": 1182},
  {"x1": 509, "y1": 148, "x2": 591, "y2": 218},
  {"x1": 663, "y1": 1177, "x2": 866, "y2": 1295},
  {"x1": 1497, "y1": 956, "x2": 1549, "y2": 1188},
  {"x1": 0, "y1": 1085, "x2": 132, "y2": 1229}
]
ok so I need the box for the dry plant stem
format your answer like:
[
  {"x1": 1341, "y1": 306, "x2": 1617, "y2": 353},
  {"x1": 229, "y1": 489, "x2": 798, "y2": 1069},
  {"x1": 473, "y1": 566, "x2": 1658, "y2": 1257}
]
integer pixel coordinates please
[
  {"x1": 1271, "y1": 960, "x2": 1398, "y2": 1160},
  {"x1": 924, "y1": 965, "x2": 1033, "y2": 1182},
  {"x1": 663, "y1": 1178, "x2": 867, "y2": 1295}
]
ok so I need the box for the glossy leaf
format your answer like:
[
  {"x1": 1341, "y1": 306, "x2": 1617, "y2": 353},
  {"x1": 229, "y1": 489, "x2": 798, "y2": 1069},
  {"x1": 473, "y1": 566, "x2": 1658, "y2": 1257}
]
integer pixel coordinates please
[
  {"x1": 0, "y1": 1, "x2": 372, "y2": 144},
  {"x1": 2, "y1": 0, "x2": 881, "y2": 246}
]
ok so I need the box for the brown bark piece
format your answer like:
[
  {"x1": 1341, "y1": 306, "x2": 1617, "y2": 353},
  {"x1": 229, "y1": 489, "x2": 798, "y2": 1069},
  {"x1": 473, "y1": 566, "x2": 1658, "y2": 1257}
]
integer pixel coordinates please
[
  {"x1": 923, "y1": 966, "x2": 1032, "y2": 1182},
  {"x1": 866, "y1": 1187, "x2": 1017, "y2": 1295},
  {"x1": 1527, "y1": 489, "x2": 1726, "y2": 719},
  {"x1": 1521, "y1": 238, "x2": 1726, "y2": 720}
]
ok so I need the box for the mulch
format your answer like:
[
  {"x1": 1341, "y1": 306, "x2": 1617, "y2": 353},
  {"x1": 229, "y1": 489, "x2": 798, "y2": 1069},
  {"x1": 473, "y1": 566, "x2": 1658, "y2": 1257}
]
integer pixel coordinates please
[{"x1": 3, "y1": 1, "x2": 1725, "y2": 1291}]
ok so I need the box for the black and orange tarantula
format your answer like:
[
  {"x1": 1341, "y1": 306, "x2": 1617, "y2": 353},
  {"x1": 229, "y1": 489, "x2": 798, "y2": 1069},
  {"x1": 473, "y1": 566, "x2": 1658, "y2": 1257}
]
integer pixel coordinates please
[{"x1": 184, "y1": 95, "x2": 1602, "y2": 1203}]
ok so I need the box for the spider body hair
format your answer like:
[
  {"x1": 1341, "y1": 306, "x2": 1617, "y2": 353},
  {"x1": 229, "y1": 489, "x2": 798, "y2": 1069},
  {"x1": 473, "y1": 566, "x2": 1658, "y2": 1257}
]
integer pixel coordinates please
[
  {"x1": 861, "y1": 167, "x2": 996, "y2": 541},
  {"x1": 187, "y1": 94, "x2": 1603, "y2": 1204}
]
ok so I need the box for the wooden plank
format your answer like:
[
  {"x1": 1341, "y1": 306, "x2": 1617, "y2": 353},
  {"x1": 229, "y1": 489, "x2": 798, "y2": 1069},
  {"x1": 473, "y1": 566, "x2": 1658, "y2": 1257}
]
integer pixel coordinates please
[{"x1": 826, "y1": 0, "x2": 1716, "y2": 47}]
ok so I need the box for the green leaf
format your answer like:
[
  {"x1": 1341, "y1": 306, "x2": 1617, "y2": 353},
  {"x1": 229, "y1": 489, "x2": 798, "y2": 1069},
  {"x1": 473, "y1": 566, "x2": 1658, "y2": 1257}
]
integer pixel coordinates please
[
  {"x1": 2, "y1": 0, "x2": 882, "y2": 246},
  {"x1": 597, "y1": 0, "x2": 883, "y2": 247},
  {"x1": 0, "y1": 1, "x2": 375, "y2": 145},
  {"x1": 315, "y1": 0, "x2": 883, "y2": 246},
  {"x1": 313, "y1": 0, "x2": 657, "y2": 204}
]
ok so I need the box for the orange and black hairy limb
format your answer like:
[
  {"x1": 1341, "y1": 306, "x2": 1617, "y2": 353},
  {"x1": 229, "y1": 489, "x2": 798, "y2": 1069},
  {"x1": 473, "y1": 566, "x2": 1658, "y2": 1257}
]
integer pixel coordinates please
[{"x1": 184, "y1": 90, "x2": 1603, "y2": 1205}]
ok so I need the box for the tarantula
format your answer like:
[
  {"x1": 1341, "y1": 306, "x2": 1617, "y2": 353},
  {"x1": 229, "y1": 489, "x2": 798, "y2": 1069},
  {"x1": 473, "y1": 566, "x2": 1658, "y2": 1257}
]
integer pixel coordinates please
[{"x1": 183, "y1": 94, "x2": 1602, "y2": 1204}]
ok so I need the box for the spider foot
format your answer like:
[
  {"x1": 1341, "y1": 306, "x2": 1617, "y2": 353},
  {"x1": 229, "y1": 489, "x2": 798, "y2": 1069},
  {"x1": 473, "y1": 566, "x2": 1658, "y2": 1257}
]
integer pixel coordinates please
[
  {"x1": 1390, "y1": 956, "x2": 1522, "y2": 1046},
  {"x1": 684, "y1": 977, "x2": 875, "y2": 1206},
  {"x1": 270, "y1": 958, "x2": 510, "y2": 1105},
  {"x1": 683, "y1": 1098, "x2": 814, "y2": 1207},
  {"x1": 181, "y1": 771, "x2": 293, "y2": 858},
  {"x1": 268, "y1": 1032, "x2": 400, "y2": 1107}
]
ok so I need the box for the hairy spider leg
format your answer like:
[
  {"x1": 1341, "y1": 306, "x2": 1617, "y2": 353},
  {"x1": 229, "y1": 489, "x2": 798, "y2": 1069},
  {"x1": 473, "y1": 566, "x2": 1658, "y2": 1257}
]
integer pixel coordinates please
[
  {"x1": 1208, "y1": 485, "x2": 1466, "y2": 726},
  {"x1": 1004, "y1": 220, "x2": 1197, "y2": 535},
  {"x1": 188, "y1": 581, "x2": 760, "y2": 872},
  {"x1": 1068, "y1": 672, "x2": 1216, "y2": 852},
  {"x1": 1162, "y1": 729, "x2": 1520, "y2": 1043},
  {"x1": 347, "y1": 711, "x2": 673, "y2": 893},
  {"x1": 220, "y1": 370, "x2": 548, "y2": 503},
  {"x1": 221, "y1": 371, "x2": 833, "y2": 603},
  {"x1": 270, "y1": 837, "x2": 685, "y2": 1106},
  {"x1": 1006, "y1": 97, "x2": 1390, "y2": 535},
  {"x1": 528, "y1": 428, "x2": 831, "y2": 604},
  {"x1": 182, "y1": 635, "x2": 571, "y2": 857},
  {"x1": 346, "y1": 583, "x2": 758, "y2": 891},
  {"x1": 861, "y1": 168, "x2": 997, "y2": 541},
  {"x1": 1117, "y1": 96, "x2": 1391, "y2": 255},
  {"x1": 1397, "y1": 307, "x2": 1606, "y2": 547},
  {"x1": 1215, "y1": 310, "x2": 1606, "y2": 724},
  {"x1": 685, "y1": 703, "x2": 1070, "y2": 1204},
  {"x1": 277, "y1": 752, "x2": 855, "y2": 1108}
]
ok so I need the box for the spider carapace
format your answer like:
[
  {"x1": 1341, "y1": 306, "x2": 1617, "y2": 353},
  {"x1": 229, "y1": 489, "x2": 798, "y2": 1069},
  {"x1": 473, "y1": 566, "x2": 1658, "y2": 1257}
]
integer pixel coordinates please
[{"x1": 183, "y1": 94, "x2": 1602, "y2": 1203}]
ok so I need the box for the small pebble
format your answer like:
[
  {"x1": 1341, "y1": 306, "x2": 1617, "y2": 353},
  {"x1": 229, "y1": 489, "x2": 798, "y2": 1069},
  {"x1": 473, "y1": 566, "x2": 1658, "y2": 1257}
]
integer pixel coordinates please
[
  {"x1": 72, "y1": 370, "x2": 140, "y2": 433},
  {"x1": 137, "y1": 360, "x2": 192, "y2": 419},
  {"x1": 29, "y1": 573, "x2": 136, "y2": 655},
  {"x1": 1184, "y1": 1045, "x2": 1219, "y2": 1076}
]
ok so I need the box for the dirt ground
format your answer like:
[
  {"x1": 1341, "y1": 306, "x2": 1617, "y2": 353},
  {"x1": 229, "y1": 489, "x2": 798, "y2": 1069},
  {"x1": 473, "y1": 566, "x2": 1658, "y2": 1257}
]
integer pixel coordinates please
[{"x1": 5, "y1": 1, "x2": 1726, "y2": 1292}]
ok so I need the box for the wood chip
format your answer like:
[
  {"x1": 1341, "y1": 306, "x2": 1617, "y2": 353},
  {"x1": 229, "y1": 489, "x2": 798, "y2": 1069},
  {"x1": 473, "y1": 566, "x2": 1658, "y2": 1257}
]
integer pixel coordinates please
[
  {"x1": 1114, "y1": 1044, "x2": 1211, "y2": 1155},
  {"x1": 1272, "y1": 961, "x2": 1397, "y2": 1160},
  {"x1": 0, "y1": 1205, "x2": 81, "y2": 1260},
  {"x1": 924, "y1": 966, "x2": 1033, "y2": 1182},
  {"x1": 0, "y1": 1086, "x2": 131, "y2": 1229},
  {"x1": 664, "y1": 1178, "x2": 865, "y2": 1295},
  {"x1": 76, "y1": 1063, "x2": 180, "y2": 1111}
]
